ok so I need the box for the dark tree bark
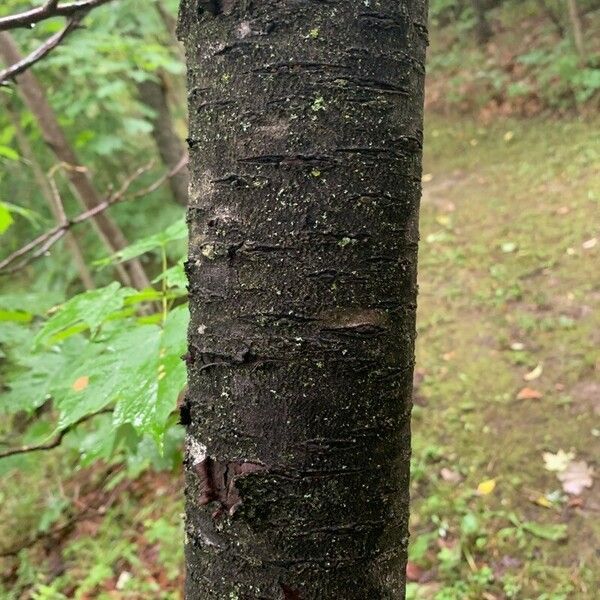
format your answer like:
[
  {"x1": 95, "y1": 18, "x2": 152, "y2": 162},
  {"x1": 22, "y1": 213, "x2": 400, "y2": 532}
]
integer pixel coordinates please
[
  {"x1": 138, "y1": 74, "x2": 189, "y2": 206},
  {"x1": 178, "y1": 1, "x2": 428, "y2": 598}
]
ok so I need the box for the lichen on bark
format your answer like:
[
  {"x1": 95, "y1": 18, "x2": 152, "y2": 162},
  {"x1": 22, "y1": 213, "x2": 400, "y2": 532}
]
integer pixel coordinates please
[{"x1": 178, "y1": 1, "x2": 428, "y2": 597}]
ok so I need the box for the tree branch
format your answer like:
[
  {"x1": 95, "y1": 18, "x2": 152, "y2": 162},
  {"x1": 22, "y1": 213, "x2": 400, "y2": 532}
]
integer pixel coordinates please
[
  {"x1": 0, "y1": 0, "x2": 115, "y2": 31},
  {"x1": 0, "y1": 409, "x2": 112, "y2": 460},
  {"x1": 0, "y1": 16, "x2": 81, "y2": 84},
  {"x1": 0, "y1": 154, "x2": 189, "y2": 274}
]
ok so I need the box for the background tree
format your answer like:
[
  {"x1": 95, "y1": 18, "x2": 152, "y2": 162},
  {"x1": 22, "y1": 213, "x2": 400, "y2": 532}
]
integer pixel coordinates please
[{"x1": 178, "y1": 0, "x2": 428, "y2": 597}]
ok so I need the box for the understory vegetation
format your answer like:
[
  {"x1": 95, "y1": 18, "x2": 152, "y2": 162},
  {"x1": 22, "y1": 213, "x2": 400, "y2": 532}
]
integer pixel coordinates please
[{"x1": 0, "y1": 1, "x2": 598, "y2": 598}]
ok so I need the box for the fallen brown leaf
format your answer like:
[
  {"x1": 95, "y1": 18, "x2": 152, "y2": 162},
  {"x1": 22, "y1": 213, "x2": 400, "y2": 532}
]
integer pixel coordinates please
[{"x1": 517, "y1": 387, "x2": 543, "y2": 400}]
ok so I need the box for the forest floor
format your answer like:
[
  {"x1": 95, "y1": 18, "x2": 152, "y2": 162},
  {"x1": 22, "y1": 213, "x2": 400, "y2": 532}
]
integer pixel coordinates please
[{"x1": 1, "y1": 115, "x2": 598, "y2": 599}]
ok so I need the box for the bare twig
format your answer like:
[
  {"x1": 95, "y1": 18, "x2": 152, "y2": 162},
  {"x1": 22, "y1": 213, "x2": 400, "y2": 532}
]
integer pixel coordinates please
[
  {"x1": 0, "y1": 154, "x2": 189, "y2": 274},
  {"x1": 0, "y1": 409, "x2": 112, "y2": 460},
  {"x1": 0, "y1": 0, "x2": 114, "y2": 31},
  {"x1": 0, "y1": 16, "x2": 81, "y2": 84}
]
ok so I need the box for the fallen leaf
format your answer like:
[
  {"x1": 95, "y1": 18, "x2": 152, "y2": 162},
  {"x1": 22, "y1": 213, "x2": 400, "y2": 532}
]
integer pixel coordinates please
[
  {"x1": 510, "y1": 342, "x2": 525, "y2": 351},
  {"x1": 543, "y1": 450, "x2": 574, "y2": 472},
  {"x1": 557, "y1": 460, "x2": 594, "y2": 495},
  {"x1": 476, "y1": 479, "x2": 496, "y2": 496},
  {"x1": 531, "y1": 495, "x2": 552, "y2": 509},
  {"x1": 503, "y1": 131, "x2": 514, "y2": 142},
  {"x1": 72, "y1": 375, "x2": 89, "y2": 392},
  {"x1": 440, "y1": 468, "x2": 462, "y2": 483},
  {"x1": 524, "y1": 363, "x2": 543, "y2": 381},
  {"x1": 517, "y1": 387, "x2": 543, "y2": 400},
  {"x1": 501, "y1": 241, "x2": 517, "y2": 253},
  {"x1": 582, "y1": 237, "x2": 597, "y2": 250},
  {"x1": 422, "y1": 173, "x2": 434, "y2": 183},
  {"x1": 116, "y1": 571, "x2": 132, "y2": 591},
  {"x1": 521, "y1": 521, "x2": 567, "y2": 541},
  {"x1": 567, "y1": 496, "x2": 584, "y2": 508}
]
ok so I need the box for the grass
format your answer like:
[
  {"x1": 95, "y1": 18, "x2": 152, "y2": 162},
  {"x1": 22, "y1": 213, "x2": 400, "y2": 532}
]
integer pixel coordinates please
[
  {"x1": 1, "y1": 114, "x2": 598, "y2": 599},
  {"x1": 410, "y1": 114, "x2": 599, "y2": 598}
]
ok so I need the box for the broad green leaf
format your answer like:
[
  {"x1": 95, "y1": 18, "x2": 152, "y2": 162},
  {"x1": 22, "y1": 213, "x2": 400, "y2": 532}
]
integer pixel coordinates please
[
  {"x1": 0, "y1": 336, "x2": 88, "y2": 414},
  {"x1": 51, "y1": 306, "x2": 188, "y2": 445},
  {"x1": 113, "y1": 305, "x2": 188, "y2": 443},
  {"x1": 54, "y1": 325, "x2": 160, "y2": 428},
  {"x1": 96, "y1": 219, "x2": 186, "y2": 265},
  {"x1": 0, "y1": 291, "x2": 63, "y2": 315},
  {"x1": 34, "y1": 282, "x2": 135, "y2": 346}
]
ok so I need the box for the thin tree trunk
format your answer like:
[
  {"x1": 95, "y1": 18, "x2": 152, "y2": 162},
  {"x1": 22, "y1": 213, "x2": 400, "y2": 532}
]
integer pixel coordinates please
[
  {"x1": 138, "y1": 74, "x2": 189, "y2": 206},
  {"x1": 567, "y1": 0, "x2": 586, "y2": 61},
  {"x1": 472, "y1": 0, "x2": 493, "y2": 45},
  {"x1": 7, "y1": 102, "x2": 96, "y2": 290},
  {"x1": 0, "y1": 32, "x2": 150, "y2": 290},
  {"x1": 178, "y1": 1, "x2": 428, "y2": 597},
  {"x1": 536, "y1": 0, "x2": 566, "y2": 37}
]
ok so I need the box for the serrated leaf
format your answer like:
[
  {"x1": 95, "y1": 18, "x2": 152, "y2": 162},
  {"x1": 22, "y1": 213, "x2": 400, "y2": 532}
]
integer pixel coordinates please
[
  {"x1": 543, "y1": 450, "x2": 575, "y2": 472},
  {"x1": 34, "y1": 282, "x2": 135, "y2": 346},
  {"x1": 54, "y1": 325, "x2": 160, "y2": 429},
  {"x1": 557, "y1": 460, "x2": 594, "y2": 495},
  {"x1": 96, "y1": 220, "x2": 186, "y2": 266},
  {"x1": 113, "y1": 306, "x2": 188, "y2": 443},
  {"x1": 51, "y1": 306, "x2": 188, "y2": 446}
]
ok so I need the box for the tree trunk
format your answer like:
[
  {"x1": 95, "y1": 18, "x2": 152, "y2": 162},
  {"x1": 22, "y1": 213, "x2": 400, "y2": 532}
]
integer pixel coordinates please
[
  {"x1": 138, "y1": 74, "x2": 189, "y2": 206},
  {"x1": 6, "y1": 101, "x2": 96, "y2": 290},
  {"x1": 472, "y1": 0, "x2": 493, "y2": 45},
  {"x1": 178, "y1": 1, "x2": 428, "y2": 598},
  {"x1": 0, "y1": 32, "x2": 150, "y2": 290},
  {"x1": 567, "y1": 0, "x2": 586, "y2": 61}
]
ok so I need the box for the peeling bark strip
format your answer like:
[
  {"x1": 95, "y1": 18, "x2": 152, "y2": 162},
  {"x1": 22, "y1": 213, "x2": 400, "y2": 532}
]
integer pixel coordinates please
[{"x1": 178, "y1": 1, "x2": 428, "y2": 597}]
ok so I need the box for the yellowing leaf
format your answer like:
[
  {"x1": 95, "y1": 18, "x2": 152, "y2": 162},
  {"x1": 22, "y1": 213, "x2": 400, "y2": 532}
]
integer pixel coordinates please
[
  {"x1": 532, "y1": 495, "x2": 552, "y2": 508},
  {"x1": 72, "y1": 375, "x2": 89, "y2": 392},
  {"x1": 543, "y1": 449, "x2": 574, "y2": 472},
  {"x1": 476, "y1": 479, "x2": 496, "y2": 495},
  {"x1": 524, "y1": 363, "x2": 543, "y2": 381}
]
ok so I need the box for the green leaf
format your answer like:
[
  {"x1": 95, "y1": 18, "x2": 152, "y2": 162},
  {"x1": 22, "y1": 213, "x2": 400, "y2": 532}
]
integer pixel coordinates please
[
  {"x1": 0, "y1": 202, "x2": 14, "y2": 234},
  {"x1": 521, "y1": 521, "x2": 568, "y2": 542},
  {"x1": 0, "y1": 309, "x2": 33, "y2": 323},
  {"x1": 0, "y1": 145, "x2": 19, "y2": 161},
  {"x1": 54, "y1": 325, "x2": 160, "y2": 428},
  {"x1": 51, "y1": 306, "x2": 188, "y2": 445},
  {"x1": 152, "y1": 261, "x2": 187, "y2": 290},
  {"x1": 96, "y1": 220, "x2": 186, "y2": 266},
  {"x1": 0, "y1": 336, "x2": 88, "y2": 415},
  {"x1": 34, "y1": 282, "x2": 135, "y2": 346},
  {"x1": 113, "y1": 305, "x2": 188, "y2": 443}
]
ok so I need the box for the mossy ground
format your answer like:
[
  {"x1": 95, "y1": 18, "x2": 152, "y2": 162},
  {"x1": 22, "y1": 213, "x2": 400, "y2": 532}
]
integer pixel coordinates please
[{"x1": 1, "y1": 116, "x2": 598, "y2": 599}]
